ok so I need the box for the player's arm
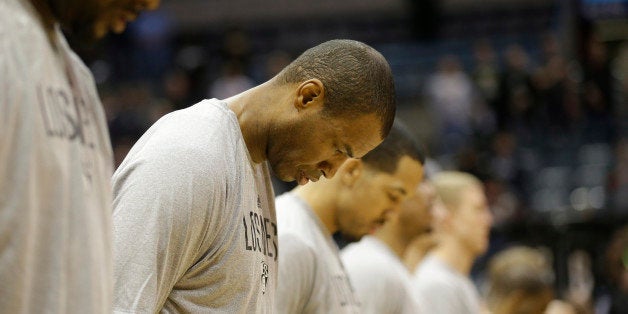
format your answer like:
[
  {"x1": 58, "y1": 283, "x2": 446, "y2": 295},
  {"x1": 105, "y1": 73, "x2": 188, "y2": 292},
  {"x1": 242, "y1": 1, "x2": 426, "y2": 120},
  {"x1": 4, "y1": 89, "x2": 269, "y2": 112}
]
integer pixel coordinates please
[
  {"x1": 111, "y1": 149, "x2": 219, "y2": 313},
  {"x1": 275, "y1": 234, "x2": 317, "y2": 314}
]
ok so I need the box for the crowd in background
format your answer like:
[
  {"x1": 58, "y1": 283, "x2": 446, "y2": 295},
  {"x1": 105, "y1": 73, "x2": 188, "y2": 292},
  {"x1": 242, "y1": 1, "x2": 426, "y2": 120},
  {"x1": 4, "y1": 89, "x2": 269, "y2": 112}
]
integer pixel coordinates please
[{"x1": 74, "y1": 5, "x2": 628, "y2": 313}]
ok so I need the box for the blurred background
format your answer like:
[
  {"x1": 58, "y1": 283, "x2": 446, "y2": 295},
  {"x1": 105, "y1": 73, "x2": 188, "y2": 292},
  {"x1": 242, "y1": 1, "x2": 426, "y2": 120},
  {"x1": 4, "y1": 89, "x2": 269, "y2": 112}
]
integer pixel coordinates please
[{"x1": 73, "y1": 0, "x2": 627, "y2": 311}]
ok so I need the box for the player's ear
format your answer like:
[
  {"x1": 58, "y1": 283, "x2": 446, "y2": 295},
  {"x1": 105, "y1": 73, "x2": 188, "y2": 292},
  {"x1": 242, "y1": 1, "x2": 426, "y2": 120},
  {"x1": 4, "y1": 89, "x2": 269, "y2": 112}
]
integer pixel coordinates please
[
  {"x1": 340, "y1": 159, "x2": 362, "y2": 187},
  {"x1": 294, "y1": 79, "x2": 324, "y2": 111}
]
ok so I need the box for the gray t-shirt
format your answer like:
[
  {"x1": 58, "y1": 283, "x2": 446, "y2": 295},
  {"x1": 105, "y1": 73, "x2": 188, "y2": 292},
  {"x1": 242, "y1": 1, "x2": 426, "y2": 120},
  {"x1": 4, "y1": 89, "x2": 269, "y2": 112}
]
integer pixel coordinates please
[
  {"x1": 0, "y1": 0, "x2": 113, "y2": 312},
  {"x1": 412, "y1": 255, "x2": 482, "y2": 314},
  {"x1": 275, "y1": 192, "x2": 360, "y2": 314},
  {"x1": 341, "y1": 236, "x2": 423, "y2": 314},
  {"x1": 112, "y1": 99, "x2": 277, "y2": 313}
]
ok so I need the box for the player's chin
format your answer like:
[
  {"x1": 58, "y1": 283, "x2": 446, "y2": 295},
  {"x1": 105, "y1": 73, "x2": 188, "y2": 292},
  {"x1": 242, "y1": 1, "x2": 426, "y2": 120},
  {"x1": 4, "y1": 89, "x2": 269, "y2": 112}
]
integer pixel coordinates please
[{"x1": 269, "y1": 165, "x2": 295, "y2": 182}]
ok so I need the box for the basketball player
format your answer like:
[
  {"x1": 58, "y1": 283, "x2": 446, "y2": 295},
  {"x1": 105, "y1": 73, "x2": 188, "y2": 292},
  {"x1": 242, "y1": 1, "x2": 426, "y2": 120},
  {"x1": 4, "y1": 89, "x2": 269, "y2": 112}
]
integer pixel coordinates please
[
  {"x1": 275, "y1": 122, "x2": 425, "y2": 313},
  {"x1": 111, "y1": 39, "x2": 396, "y2": 313},
  {"x1": 413, "y1": 171, "x2": 493, "y2": 314},
  {"x1": 0, "y1": 0, "x2": 158, "y2": 312},
  {"x1": 340, "y1": 180, "x2": 437, "y2": 313}
]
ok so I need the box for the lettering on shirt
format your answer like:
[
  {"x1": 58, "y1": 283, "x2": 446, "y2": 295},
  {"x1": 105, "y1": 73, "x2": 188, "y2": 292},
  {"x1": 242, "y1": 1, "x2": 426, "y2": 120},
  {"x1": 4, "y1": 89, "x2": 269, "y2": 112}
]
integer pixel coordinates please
[
  {"x1": 36, "y1": 84, "x2": 99, "y2": 184},
  {"x1": 242, "y1": 196, "x2": 278, "y2": 261},
  {"x1": 36, "y1": 85, "x2": 96, "y2": 148}
]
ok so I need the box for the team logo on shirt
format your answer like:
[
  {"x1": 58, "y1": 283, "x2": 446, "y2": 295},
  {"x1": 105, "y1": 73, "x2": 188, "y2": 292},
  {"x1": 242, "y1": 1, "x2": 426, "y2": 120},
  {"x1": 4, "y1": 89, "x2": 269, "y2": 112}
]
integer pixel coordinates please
[
  {"x1": 261, "y1": 261, "x2": 269, "y2": 294},
  {"x1": 243, "y1": 196, "x2": 278, "y2": 260}
]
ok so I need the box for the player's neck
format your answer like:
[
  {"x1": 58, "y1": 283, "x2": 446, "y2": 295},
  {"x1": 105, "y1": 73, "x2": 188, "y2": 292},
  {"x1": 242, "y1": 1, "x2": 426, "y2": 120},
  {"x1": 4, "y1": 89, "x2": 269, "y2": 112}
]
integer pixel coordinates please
[
  {"x1": 225, "y1": 81, "x2": 279, "y2": 164},
  {"x1": 293, "y1": 180, "x2": 339, "y2": 235},
  {"x1": 432, "y1": 238, "x2": 475, "y2": 275},
  {"x1": 374, "y1": 223, "x2": 410, "y2": 260}
]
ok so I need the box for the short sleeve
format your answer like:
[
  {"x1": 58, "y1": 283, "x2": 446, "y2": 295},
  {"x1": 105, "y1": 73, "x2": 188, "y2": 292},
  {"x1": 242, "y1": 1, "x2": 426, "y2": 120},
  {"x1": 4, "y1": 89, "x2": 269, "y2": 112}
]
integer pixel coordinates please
[{"x1": 112, "y1": 147, "x2": 220, "y2": 313}]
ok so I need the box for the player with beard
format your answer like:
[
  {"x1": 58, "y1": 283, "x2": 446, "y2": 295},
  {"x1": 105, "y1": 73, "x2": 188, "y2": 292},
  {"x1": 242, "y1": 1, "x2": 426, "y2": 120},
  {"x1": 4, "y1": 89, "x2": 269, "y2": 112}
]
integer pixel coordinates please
[
  {"x1": 111, "y1": 39, "x2": 396, "y2": 313},
  {"x1": 0, "y1": 0, "x2": 158, "y2": 312},
  {"x1": 274, "y1": 122, "x2": 425, "y2": 313},
  {"x1": 340, "y1": 180, "x2": 437, "y2": 313}
]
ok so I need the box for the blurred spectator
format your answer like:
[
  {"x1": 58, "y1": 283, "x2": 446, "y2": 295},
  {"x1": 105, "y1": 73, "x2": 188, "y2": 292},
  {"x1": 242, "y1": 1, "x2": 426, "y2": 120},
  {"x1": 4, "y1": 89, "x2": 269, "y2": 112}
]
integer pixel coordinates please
[
  {"x1": 264, "y1": 50, "x2": 292, "y2": 79},
  {"x1": 108, "y1": 83, "x2": 154, "y2": 166},
  {"x1": 220, "y1": 28, "x2": 252, "y2": 66},
  {"x1": 532, "y1": 51, "x2": 582, "y2": 137},
  {"x1": 208, "y1": 59, "x2": 256, "y2": 100},
  {"x1": 581, "y1": 35, "x2": 616, "y2": 144},
  {"x1": 496, "y1": 44, "x2": 535, "y2": 135},
  {"x1": 163, "y1": 67, "x2": 193, "y2": 110},
  {"x1": 425, "y1": 55, "x2": 476, "y2": 155},
  {"x1": 206, "y1": 28, "x2": 255, "y2": 100},
  {"x1": 565, "y1": 250, "x2": 594, "y2": 313},
  {"x1": 595, "y1": 225, "x2": 628, "y2": 314},
  {"x1": 472, "y1": 39, "x2": 500, "y2": 115},
  {"x1": 614, "y1": 43, "x2": 628, "y2": 130},
  {"x1": 610, "y1": 139, "x2": 628, "y2": 213},
  {"x1": 485, "y1": 178, "x2": 520, "y2": 229}
]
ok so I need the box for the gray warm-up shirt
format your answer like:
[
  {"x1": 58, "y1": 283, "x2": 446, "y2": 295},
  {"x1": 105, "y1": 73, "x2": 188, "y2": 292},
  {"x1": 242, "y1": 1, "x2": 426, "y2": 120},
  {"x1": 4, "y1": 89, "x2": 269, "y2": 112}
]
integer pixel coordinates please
[
  {"x1": 1, "y1": 0, "x2": 113, "y2": 312},
  {"x1": 112, "y1": 99, "x2": 277, "y2": 313},
  {"x1": 341, "y1": 236, "x2": 423, "y2": 314},
  {"x1": 413, "y1": 255, "x2": 482, "y2": 314},
  {"x1": 275, "y1": 192, "x2": 360, "y2": 314}
]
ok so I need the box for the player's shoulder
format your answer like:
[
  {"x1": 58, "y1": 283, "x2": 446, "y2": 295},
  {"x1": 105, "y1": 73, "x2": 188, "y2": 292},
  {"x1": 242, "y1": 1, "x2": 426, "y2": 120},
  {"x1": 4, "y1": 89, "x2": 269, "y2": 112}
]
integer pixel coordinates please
[
  {"x1": 0, "y1": 0, "x2": 44, "y2": 45},
  {"x1": 342, "y1": 237, "x2": 389, "y2": 260},
  {"x1": 276, "y1": 194, "x2": 311, "y2": 225},
  {"x1": 0, "y1": 0, "x2": 30, "y2": 30},
  {"x1": 278, "y1": 232, "x2": 317, "y2": 262},
  {"x1": 132, "y1": 100, "x2": 242, "y2": 161},
  {"x1": 343, "y1": 244, "x2": 397, "y2": 277}
]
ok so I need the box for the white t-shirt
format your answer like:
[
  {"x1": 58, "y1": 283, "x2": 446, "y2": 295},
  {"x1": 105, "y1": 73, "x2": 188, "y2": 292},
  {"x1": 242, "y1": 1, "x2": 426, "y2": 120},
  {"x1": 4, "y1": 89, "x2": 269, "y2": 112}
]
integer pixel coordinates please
[
  {"x1": 0, "y1": 0, "x2": 114, "y2": 313},
  {"x1": 413, "y1": 255, "x2": 482, "y2": 314},
  {"x1": 112, "y1": 99, "x2": 277, "y2": 313},
  {"x1": 275, "y1": 192, "x2": 360, "y2": 314},
  {"x1": 341, "y1": 236, "x2": 423, "y2": 314}
]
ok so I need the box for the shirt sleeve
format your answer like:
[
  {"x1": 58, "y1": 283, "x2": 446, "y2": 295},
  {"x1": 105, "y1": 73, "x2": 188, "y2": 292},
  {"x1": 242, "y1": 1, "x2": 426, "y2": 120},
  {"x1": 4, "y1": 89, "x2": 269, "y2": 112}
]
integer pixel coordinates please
[
  {"x1": 275, "y1": 234, "x2": 317, "y2": 314},
  {"x1": 111, "y1": 148, "x2": 220, "y2": 313}
]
